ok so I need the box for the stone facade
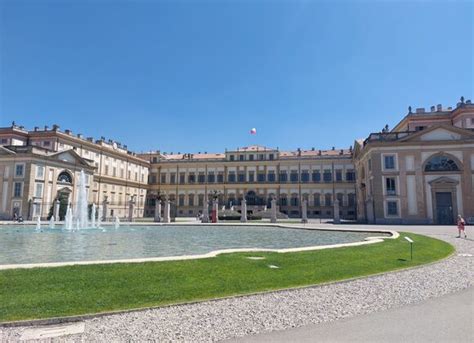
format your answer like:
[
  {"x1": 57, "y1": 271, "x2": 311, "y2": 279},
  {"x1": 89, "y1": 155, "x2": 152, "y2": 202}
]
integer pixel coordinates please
[
  {"x1": 353, "y1": 98, "x2": 474, "y2": 224},
  {"x1": 140, "y1": 146, "x2": 357, "y2": 219},
  {"x1": 0, "y1": 125, "x2": 149, "y2": 220}
]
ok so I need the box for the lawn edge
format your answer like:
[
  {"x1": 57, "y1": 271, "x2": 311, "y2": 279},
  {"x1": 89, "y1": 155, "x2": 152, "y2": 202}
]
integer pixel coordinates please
[{"x1": 0, "y1": 234, "x2": 455, "y2": 327}]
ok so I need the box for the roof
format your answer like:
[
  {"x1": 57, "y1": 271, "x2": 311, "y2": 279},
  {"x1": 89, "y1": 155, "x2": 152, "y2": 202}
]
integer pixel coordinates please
[
  {"x1": 232, "y1": 145, "x2": 276, "y2": 152},
  {"x1": 280, "y1": 149, "x2": 352, "y2": 158}
]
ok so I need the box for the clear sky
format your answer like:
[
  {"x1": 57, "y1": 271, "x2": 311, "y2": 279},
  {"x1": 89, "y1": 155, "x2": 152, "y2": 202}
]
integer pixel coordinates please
[{"x1": 0, "y1": 0, "x2": 472, "y2": 153}]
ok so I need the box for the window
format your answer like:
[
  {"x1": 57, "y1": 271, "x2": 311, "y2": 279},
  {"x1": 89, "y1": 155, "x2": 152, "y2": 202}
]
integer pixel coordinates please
[
  {"x1": 424, "y1": 155, "x2": 459, "y2": 172},
  {"x1": 348, "y1": 193, "x2": 356, "y2": 207},
  {"x1": 312, "y1": 171, "x2": 321, "y2": 182},
  {"x1": 248, "y1": 171, "x2": 255, "y2": 183},
  {"x1": 280, "y1": 196, "x2": 287, "y2": 206},
  {"x1": 57, "y1": 171, "x2": 72, "y2": 183},
  {"x1": 35, "y1": 183, "x2": 43, "y2": 198},
  {"x1": 290, "y1": 171, "x2": 299, "y2": 183},
  {"x1": 258, "y1": 154, "x2": 264, "y2": 160},
  {"x1": 1, "y1": 138, "x2": 7, "y2": 144},
  {"x1": 324, "y1": 193, "x2": 332, "y2": 206},
  {"x1": 228, "y1": 172, "x2": 236, "y2": 183},
  {"x1": 323, "y1": 170, "x2": 332, "y2": 182},
  {"x1": 415, "y1": 126, "x2": 425, "y2": 131},
  {"x1": 346, "y1": 170, "x2": 355, "y2": 181},
  {"x1": 14, "y1": 182, "x2": 22, "y2": 197},
  {"x1": 337, "y1": 193, "x2": 344, "y2": 205},
  {"x1": 279, "y1": 172, "x2": 288, "y2": 182},
  {"x1": 217, "y1": 173, "x2": 224, "y2": 183},
  {"x1": 238, "y1": 172, "x2": 246, "y2": 183},
  {"x1": 178, "y1": 194, "x2": 185, "y2": 206},
  {"x1": 161, "y1": 174, "x2": 167, "y2": 184},
  {"x1": 198, "y1": 173, "x2": 205, "y2": 183},
  {"x1": 239, "y1": 155, "x2": 244, "y2": 161},
  {"x1": 188, "y1": 174, "x2": 195, "y2": 183},
  {"x1": 387, "y1": 201, "x2": 398, "y2": 216},
  {"x1": 180, "y1": 173, "x2": 185, "y2": 184},
  {"x1": 15, "y1": 164, "x2": 24, "y2": 177},
  {"x1": 269, "y1": 154, "x2": 274, "y2": 160},
  {"x1": 113, "y1": 167, "x2": 117, "y2": 177},
  {"x1": 150, "y1": 175, "x2": 157, "y2": 184},
  {"x1": 43, "y1": 141, "x2": 51, "y2": 147},
  {"x1": 368, "y1": 159, "x2": 372, "y2": 171},
  {"x1": 170, "y1": 173, "x2": 176, "y2": 184},
  {"x1": 188, "y1": 194, "x2": 194, "y2": 206},
  {"x1": 386, "y1": 177, "x2": 396, "y2": 195},
  {"x1": 301, "y1": 171, "x2": 309, "y2": 183},
  {"x1": 267, "y1": 172, "x2": 275, "y2": 182},
  {"x1": 257, "y1": 173, "x2": 266, "y2": 182},
  {"x1": 313, "y1": 194, "x2": 321, "y2": 206},
  {"x1": 36, "y1": 166, "x2": 44, "y2": 179},
  {"x1": 336, "y1": 170, "x2": 342, "y2": 181},
  {"x1": 249, "y1": 154, "x2": 254, "y2": 161},
  {"x1": 290, "y1": 196, "x2": 298, "y2": 206},
  {"x1": 229, "y1": 155, "x2": 235, "y2": 161},
  {"x1": 384, "y1": 155, "x2": 396, "y2": 170},
  {"x1": 207, "y1": 172, "x2": 215, "y2": 183}
]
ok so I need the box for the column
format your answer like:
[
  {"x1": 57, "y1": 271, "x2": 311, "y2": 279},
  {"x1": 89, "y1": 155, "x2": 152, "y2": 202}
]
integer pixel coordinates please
[
  {"x1": 333, "y1": 199, "x2": 340, "y2": 224},
  {"x1": 270, "y1": 197, "x2": 277, "y2": 223},
  {"x1": 163, "y1": 198, "x2": 171, "y2": 223},
  {"x1": 154, "y1": 199, "x2": 162, "y2": 222},
  {"x1": 54, "y1": 199, "x2": 60, "y2": 222},
  {"x1": 301, "y1": 199, "x2": 308, "y2": 223},
  {"x1": 240, "y1": 198, "x2": 248, "y2": 223}
]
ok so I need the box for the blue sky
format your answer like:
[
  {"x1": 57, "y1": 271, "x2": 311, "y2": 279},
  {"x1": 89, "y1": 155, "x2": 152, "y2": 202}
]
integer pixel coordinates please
[{"x1": 0, "y1": 0, "x2": 472, "y2": 153}]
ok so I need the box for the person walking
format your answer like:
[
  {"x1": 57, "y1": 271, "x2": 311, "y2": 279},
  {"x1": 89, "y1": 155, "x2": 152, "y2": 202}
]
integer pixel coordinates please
[{"x1": 457, "y1": 214, "x2": 467, "y2": 238}]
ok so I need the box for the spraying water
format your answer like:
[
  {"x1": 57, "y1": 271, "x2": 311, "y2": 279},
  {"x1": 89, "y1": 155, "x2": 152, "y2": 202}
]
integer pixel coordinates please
[
  {"x1": 49, "y1": 216, "x2": 55, "y2": 229},
  {"x1": 97, "y1": 205, "x2": 103, "y2": 228},
  {"x1": 91, "y1": 203, "x2": 96, "y2": 228},
  {"x1": 65, "y1": 203, "x2": 73, "y2": 230},
  {"x1": 36, "y1": 216, "x2": 41, "y2": 231},
  {"x1": 114, "y1": 216, "x2": 120, "y2": 229},
  {"x1": 76, "y1": 170, "x2": 89, "y2": 229}
]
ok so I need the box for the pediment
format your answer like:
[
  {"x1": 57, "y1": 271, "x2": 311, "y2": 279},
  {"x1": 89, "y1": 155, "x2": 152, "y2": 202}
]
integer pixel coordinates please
[
  {"x1": 0, "y1": 146, "x2": 16, "y2": 155},
  {"x1": 428, "y1": 176, "x2": 459, "y2": 186},
  {"x1": 51, "y1": 150, "x2": 93, "y2": 168},
  {"x1": 400, "y1": 125, "x2": 474, "y2": 143},
  {"x1": 419, "y1": 128, "x2": 460, "y2": 141}
]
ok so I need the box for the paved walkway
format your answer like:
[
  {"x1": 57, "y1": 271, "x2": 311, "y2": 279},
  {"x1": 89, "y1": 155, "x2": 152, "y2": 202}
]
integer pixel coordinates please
[{"x1": 231, "y1": 286, "x2": 474, "y2": 343}]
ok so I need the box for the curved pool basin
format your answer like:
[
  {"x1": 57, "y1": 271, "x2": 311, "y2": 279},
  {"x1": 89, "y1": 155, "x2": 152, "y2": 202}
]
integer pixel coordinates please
[{"x1": 0, "y1": 224, "x2": 392, "y2": 265}]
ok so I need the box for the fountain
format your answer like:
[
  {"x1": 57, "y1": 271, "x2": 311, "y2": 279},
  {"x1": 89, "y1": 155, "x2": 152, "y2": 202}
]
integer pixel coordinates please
[
  {"x1": 91, "y1": 203, "x2": 96, "y2": 228},
  {"x1": 65, "y1": 202, "x2": 73, "y2": 230},
  {"x1": 114, "y1": 216, "x2": 120, "y2": 229},
  {"x1": 36, "y1": 216, "x2": 41, "y2": 231},
  {"x1": 76, "y1": 170, "x2": 89, "y2": 229},
  {"x1": 97, "y1": 205, "x2": 103, "y2": 228},
  {"x1": 49, "y1": 216, "x2": 55, "y2": 229}
]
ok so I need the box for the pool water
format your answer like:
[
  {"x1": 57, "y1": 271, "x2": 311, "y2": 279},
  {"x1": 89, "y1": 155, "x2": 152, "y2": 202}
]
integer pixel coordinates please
[{"x1": 0, "y1": 225, "x2": 388, "y2": 265}]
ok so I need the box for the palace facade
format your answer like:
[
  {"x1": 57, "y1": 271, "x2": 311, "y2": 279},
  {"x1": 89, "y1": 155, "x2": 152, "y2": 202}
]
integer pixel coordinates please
[
  {"x1": 353, "y1": 97, "x2": 474, "y2": 224},
  {"x1": 0, "y1": 96, "x2": 472, "y2": 224},
  {"x1": 0, "y1": 125, "x2": 149, "y2": 220},
  {"x1": 138, "y1": 146, "x2": 357, "y2": 219}
]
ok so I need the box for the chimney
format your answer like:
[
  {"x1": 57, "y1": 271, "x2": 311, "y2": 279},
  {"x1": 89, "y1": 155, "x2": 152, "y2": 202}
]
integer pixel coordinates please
[
  {"x1": 311, "y1": 147, "x2": 315, "y2": 151},
  {"x1": 65, "y1": 129, "x2": 72, "y2": 135},
  {"x1": 430, "y1": 106, "x2": 435, "y2": 112},
  {"x1": 44, "y1": 125, "x2": 49, "y2": 131},
  {"x1": 340, "y1": 149, "x2": 343, "y2": 155},
  {"x1": 466, "y1": 100, "x2": 472, "y2": 104},
  {"x1": 332, "y1": 146, "x2": 335, "y2": 150},
  {"x1": 436, "y1": 104, "x2": 442, "y2": 111},
  {"x1": 87, "y1": 137, "x2": 93, "y2": 142},
  {"x1": 34, "y1": 126, "x2": 39, "y2": 131},
  {"x1": 77, "y1": 133, "x2": 83, "y2": 139},
  {"x1": 52, "y1": 124, "x2": 59, "y2": 131}
]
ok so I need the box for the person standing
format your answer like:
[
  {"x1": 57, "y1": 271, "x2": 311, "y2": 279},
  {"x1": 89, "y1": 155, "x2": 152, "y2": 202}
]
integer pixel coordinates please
[{"x1": 457, "y1": 214, "x2": 467, "y2": 238}]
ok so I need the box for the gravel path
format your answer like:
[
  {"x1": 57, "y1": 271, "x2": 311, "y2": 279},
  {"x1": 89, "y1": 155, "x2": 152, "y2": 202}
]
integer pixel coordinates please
[{"x1": 1, "y1": 233, "x2": 473, "y2": 342}]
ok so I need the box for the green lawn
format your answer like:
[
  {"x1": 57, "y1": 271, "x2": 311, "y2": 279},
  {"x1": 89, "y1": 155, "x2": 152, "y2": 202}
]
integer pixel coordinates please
[{"x1": 0, "y1": 232, "x2": 454, "y2": 322}]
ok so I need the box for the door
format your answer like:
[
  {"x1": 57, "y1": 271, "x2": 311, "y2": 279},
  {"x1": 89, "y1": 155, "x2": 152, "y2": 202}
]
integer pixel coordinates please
[{"x1": 435, "y1": 192, "x2": 454, "y2": 225}]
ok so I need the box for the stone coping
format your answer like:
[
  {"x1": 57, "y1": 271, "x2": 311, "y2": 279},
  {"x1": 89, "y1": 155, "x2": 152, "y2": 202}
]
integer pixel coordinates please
[{"x1": 0, "y1": 224, "x2": 398, "y2": 270}]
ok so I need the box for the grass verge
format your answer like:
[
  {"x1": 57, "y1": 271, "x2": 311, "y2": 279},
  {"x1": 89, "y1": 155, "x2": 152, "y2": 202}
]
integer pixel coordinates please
[{"x1": 0, "y1": 232, "x2": 454, "y2": 322}]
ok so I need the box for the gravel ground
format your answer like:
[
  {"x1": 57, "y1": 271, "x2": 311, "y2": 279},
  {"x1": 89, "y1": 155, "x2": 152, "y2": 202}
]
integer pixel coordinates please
[{"x1": 1, "y1": 233, "x2": 473, "y2": 342}]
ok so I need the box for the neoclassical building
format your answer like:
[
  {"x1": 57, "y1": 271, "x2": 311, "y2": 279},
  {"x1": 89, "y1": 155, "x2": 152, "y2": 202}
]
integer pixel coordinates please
[
  {"x1": 0, "y1": 125, "x2": 149, "y2": 220},
  {"x1": 139, "y1": 146, "x2": 357, "y2": 219},
  {"x1": 353, "y1": 97, "x2": 474, "y2": 224},
  {"x1": 0, "y1": 96, "x2": 472, "y2": 224}
]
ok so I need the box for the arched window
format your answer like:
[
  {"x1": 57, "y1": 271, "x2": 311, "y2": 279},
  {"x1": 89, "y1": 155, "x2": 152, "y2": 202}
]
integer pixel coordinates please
[
  {"x1": 424, "y1": 155, "x2": 460, "y2": 172},
  {"x1": 57, "y1": 171, "x2": 72, "y2": 184}
]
